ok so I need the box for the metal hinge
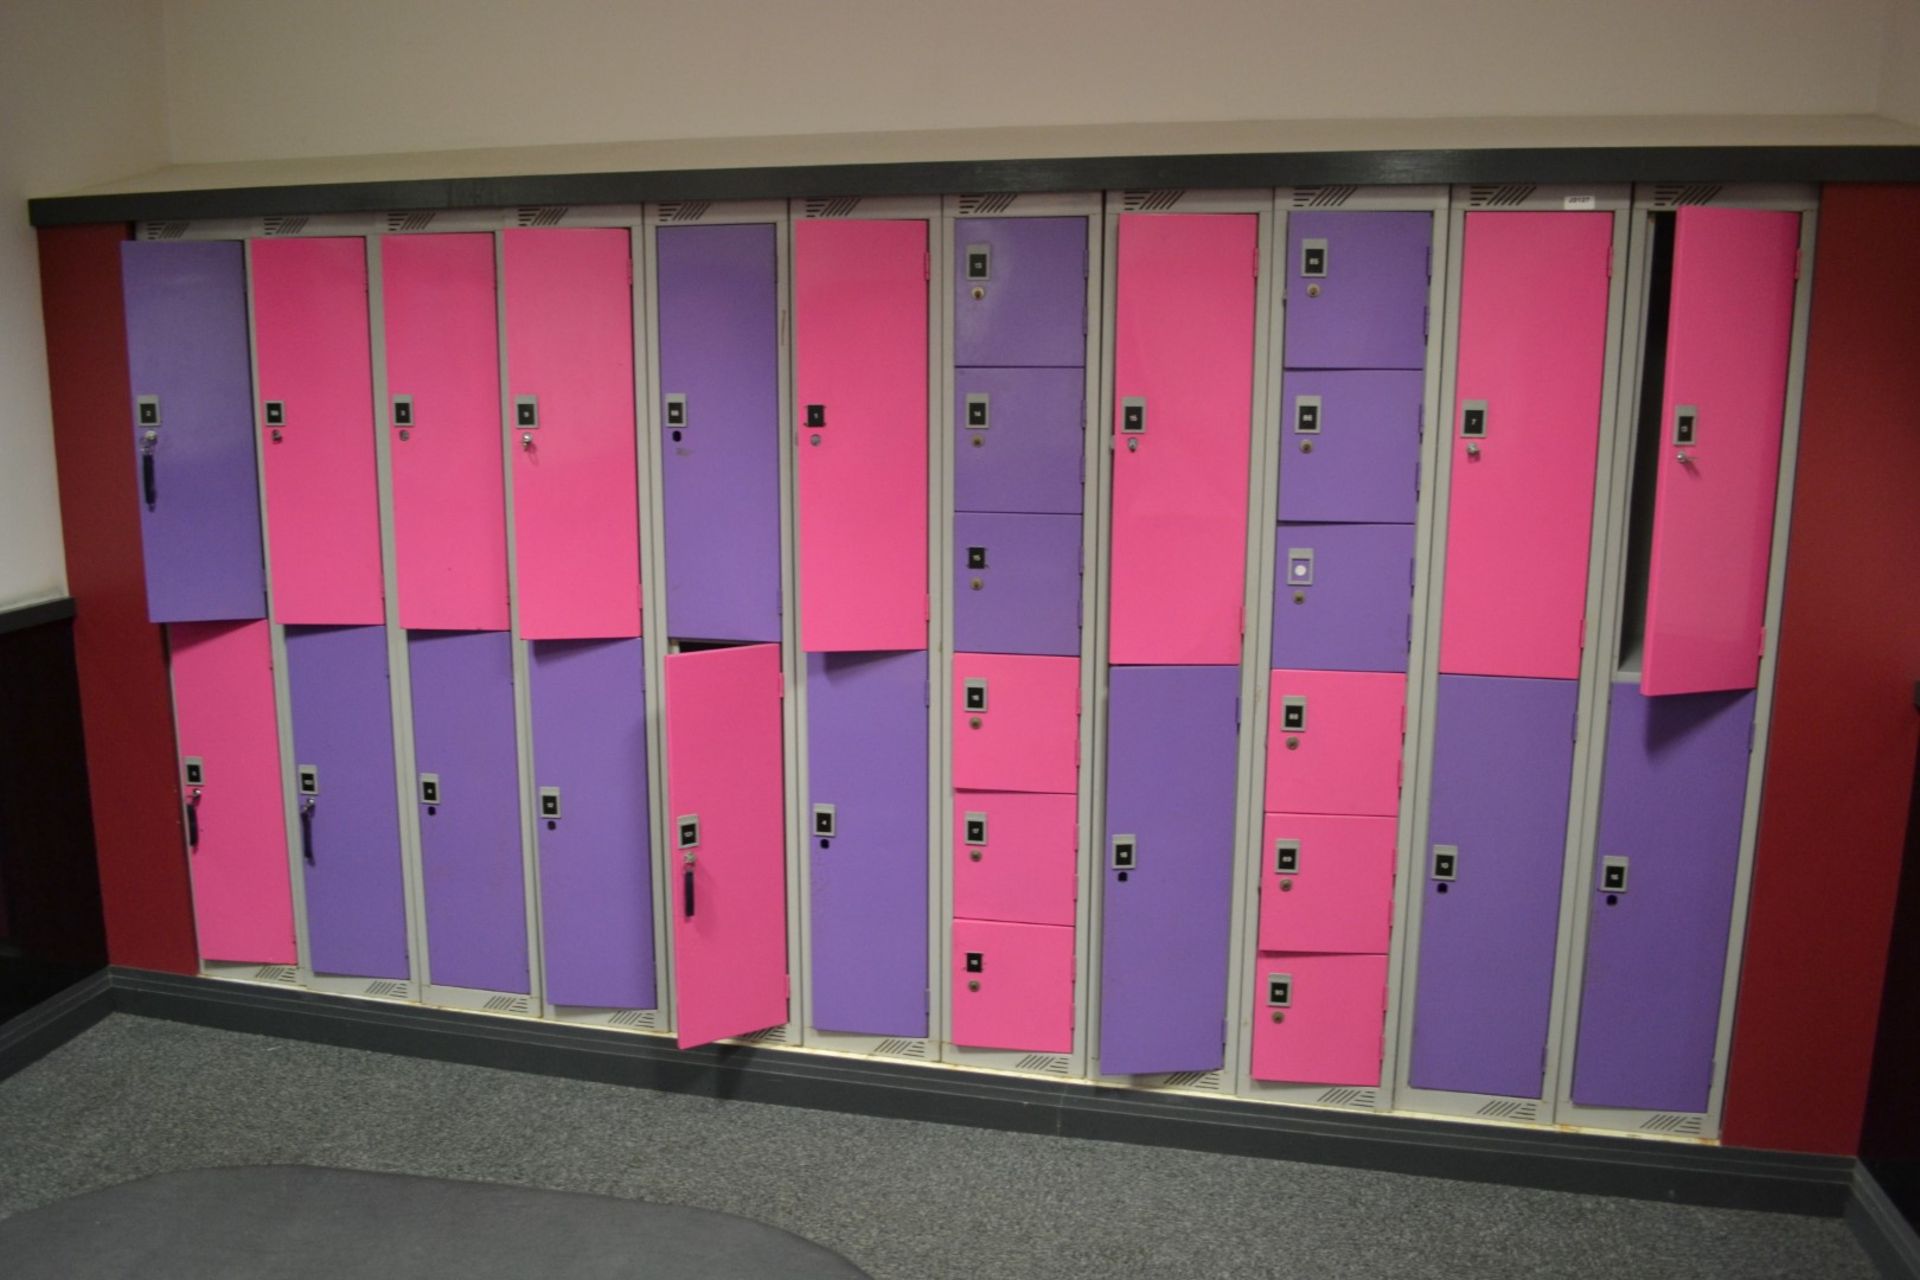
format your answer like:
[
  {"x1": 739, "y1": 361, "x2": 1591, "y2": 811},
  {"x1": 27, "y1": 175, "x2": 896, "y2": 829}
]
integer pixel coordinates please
[
  {"x1": 924, "y1": 252, "x2": 931, "y2": 281},
  {"x1": 1758, "y1": 625, "x2": 1767, "y2": 658},
  {"x1": 1234, "y1": 694, "x2": 1241, "y2": 728}
]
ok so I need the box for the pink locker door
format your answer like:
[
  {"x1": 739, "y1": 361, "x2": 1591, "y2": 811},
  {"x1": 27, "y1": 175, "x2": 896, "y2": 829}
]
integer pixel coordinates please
[
  {"x1": 952, "y1": 653, "x2": 1078, "y2": 794},
  {"x1": 1110, "y1": 214, "x2": 1258, "y2": 666},
  {"x1": 1249, "y1": 953, "x2": 1388, "y2": 1085},
  {"x1": 794, "y1": 219, "x2": 928, "y2": 652},
  {"x1": 169, "y1": 621, "x2": 295, "y2": 964},
  {"x1": 503, "y1": 228, "x2": 641, "y2": 640},
  {"x1": 666, "y1": 642, "x2": 787, "y2": 1048},
  {"x1": 1264, "y1": 670, "x2": 1406, "y2": 816},
  {"x1": 253, "y1": 237, "x2": 384, "y2": 625},
  {"x1": 1641, "y1": 209, "x2": 1799, "y2": 696},
  {"x1": 1258, "y1": 813, "x2": 1395, "y2": 954},
  {"x1": 951, "y1": 919, "x2": 1074, "y2": 1053},
  {"x1": 383, "y1": 233, "x2": 509, "y2": 631},
  {"x1": 1440, "y1": 213, "x2": 1612, "y2": 679},
  {"x1": 953, "y1": 791, "x2": 1076, "y2": 927}
]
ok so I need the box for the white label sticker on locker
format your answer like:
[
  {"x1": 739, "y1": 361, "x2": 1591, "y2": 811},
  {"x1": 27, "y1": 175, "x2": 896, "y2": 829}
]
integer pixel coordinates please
[
  {"x1": 1267, "y1": 973, "x2": 1294, "y2": 1007},
  {"x1": 964, "y1": 811, "x2": 987, "y2": 845},
  {"x1": 538, "y1": 786, "x2": 562, "y2": 820},
  {"x1": 1286, "y1": 548, "x2": 1315, "y2": 587},
  {"x1": 1460, "y1": 401, "x2": 1488, "y2": 438},
  {"x1": 965, "y1": 393, "x2": 990, "y2": 429},
  {"x1": 392, "y1": 395, "x2": 414, "y2": 428},
  {"x1": 676, "y1": 814, "x2": 701, "y2": 850},
  {"x1": 1121, "y1": 397, "x2": 1146, "y2": 433},
  {"x1": 1280, "y1": 697, "x2": 1308, "y2": 732},
  {"x1": 1300, "y1": 239, "x2": 1328, "y2": 278},
  {"x1": 1432, "y1": 844, "x2": 1458, "y2": 881},
  {"x1": 1274, "y1": 839, "x2": 1301, "y2": 875},
  {"x1": 665, "y1": 394, "x2": 687, "y2": 428},
  {"x1": 1600, "y1": 855, "x2": 1629, "y2": 893},
  {"x1": 514, "y1": 396, "x2": 539, "y2": 429},
  {"x1": 965, "y1": 243, "x2": 991, "y2": 281},
  {"x1": 1294, "y1": 395, "x2": 1321, "y2": 434},
  {"x1": 963, "y1": 679, "x2": 989, "y2": 713},
  {"x1": 1111, "y1": 834, "x2": 1138, "y2": 870}
]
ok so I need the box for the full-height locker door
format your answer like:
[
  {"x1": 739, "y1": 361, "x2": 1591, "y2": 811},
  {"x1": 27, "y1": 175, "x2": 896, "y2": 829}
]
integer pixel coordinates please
[
  {"x1": 1109, "y1": 214, "x2": 1257, "y2": 666},
  {"x1": 1440, "y1": 213, "x2": 1612, "y2": 679},
  {"x1": 285, "y1": 625, "x2": 407, "y2": 980},
  {"x1": 952, "y1": 512, "x2": 1082, "y2": 657},
  {"x1": 656, "y1": 223, "x2": 782, "y2": 644},
  {"x1": 807, "y1": 651, "x2": 928, "y2": 1035},
  {"x1": 121, "y1": 241, "x2": 266, "y2": 622},
  {"x1": 1271, "y1": 524, "x2": 1416, "y2": 674},
  {"x1": 794, "y1": 220, "x2": 928, "y2": 652},
  {"x1": 952, "y1": 217, "x2": 1087, "y2": 368},
  {"x1": 666, "y1": 643, "x2": 788, "y2": 1047},
  {"x1": 1409, "y1": 674, "x2": 1579, "y2": 1097},
  {"x1": 253, "y1": 237, "x2": 384, "y2": 625},
  {"x1": 1249, "y1": 954, "x2": 1389, "y2": 1085},
  {"x1": 951, "y1": 919, "x2": 1075, "y2": 1053},
  {"x1": 1282, "y1": 211, "x2": 1431, "y2": 370},
  {"x1": 1640, "y1": 210, "x2": 1798, "y2": 697},
  {"x1": 1572, "y1": 685, "x2": 1755, "y2": 1112},
  {"x1": 952, "y1": 791, "x2": 1076, "y2": 927},
  {"x1": 952, "y1": 653, "x2": 1079, "y2": 793},
  {"x1": 407, "y1": 631, "x2": 528, "y2": 995},
  {"x1": 383, "y1": 233, "x2": 508, "y2": 632},
  {"x1": 531, "y1": 639, "x2": 654, "y2": 1011},
  {"x1": 168, "y1": 621, "x2": 293, "y2": 964},
  {"x1": 953, "y1": 367, "x2": 1086, "y2": 516},
  {"x1": 502, "y1": 228, "x2": 641, "y2": 640},
  {"x1": 1099, "y1": 665, "x2": 1239, "y2": 1075},
  {"x1": 1276, "y1": 370, "x2": 1423, "y2": 525}
]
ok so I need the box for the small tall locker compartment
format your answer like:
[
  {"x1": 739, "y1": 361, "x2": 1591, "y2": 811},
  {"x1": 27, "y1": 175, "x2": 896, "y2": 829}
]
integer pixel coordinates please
[
  {"x1": 1440, "y1": 212, "x2": 1612, "y2": 680},
  {"x1": 951, "y1": 919, "x2": 1075, "y2": 1053},
  {"x1": 122, "y1": 241, "x2": 266, "y2": 622},
  {"x1": 667, "y1": 643, "x2": 788, "y2": 1047},
  {"x1": 1281, "y1": 212, "x2": 1431, "y2": 370},
  {"x1": 1249, "y1": 954, "x2": 1390, "y2": 1085},
  {"x1": 952, "y1": 791, "x2": 1077, "y2": 928},
  {"x1": 1108, "y1": 213, "x2": 1258, "y2": 666},
  {"x1": 1572, "y1": 685, "x2": 1756, "y2": 1113},
  {"x1": 252, "y1": 237, "x2": 384, "y2": 626},
  {"x1": 1639, "y1": 209, "x2": 1799, "y2": 697},
  {"x1": 1271, "y1": 524, "x2": 1417, "y2": 674},
  {"x1": 408, "y1": 630, "x2": 528, "y2": 995},
  {"x1": 951, "y1": 217, "x2": 1087, "y2": 369},
  {"x1": 951, "y1": 653, "x2": 1079, "y2": 795},
  {"x1": 655, "y1": 223, "x2": 782, "y2": 644},
  {"x1": 1263, "y1": 670, "x2": 1406, "y2": 818},
  {"x1": 1275, "y1": 370, "x2": 1424, "y2": 525},
  {"x1": 502, "y1": 228, "x2": 642, "y2": 640},
  {"x1": 530, "y1": 639, "x2": 655, "y2": 1011},
  {"x1": 284, "y1": 625, "x2": 408, "y2": 981},
  {"x1": 951, "y1": 512, "x2": 1082, "y2": 656},
  {"x1": 806, "y1": 650, "x2": 929, "y2": 1035},
  {"x1": 1409, "y1": 674, "x2": 1579, "y2": 1097},
  {"x1": 1257, "y1": 813, "x2": 1395, "y2": 955},
  {"x1": 168, "y1": 621, "x2": 294, "y2": 965},
  {"x1": 1099, "y1": 665, "x2": 1240, "y2": 1075},
  {"x1": 794, "y1": 219, "x2": 929, "y2": 652},
  {"x1": 383, "y1": 233, "x2": 509, "y2": 632},
  {"x1": 952, "y1": 367, "x2": 1086, "y2": 516}
]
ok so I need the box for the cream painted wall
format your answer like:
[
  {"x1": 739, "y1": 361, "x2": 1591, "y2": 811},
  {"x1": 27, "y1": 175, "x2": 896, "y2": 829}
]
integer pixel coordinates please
[
  {"x1": 160, "y1": 0, "x2": 1896, "y2": 164},
  {"x1": 0, "y1": 0, "x2": 169, "y2": 609},
  {"x1": 1882, "y1": 0, "x2": 1920, "y2": 124}
]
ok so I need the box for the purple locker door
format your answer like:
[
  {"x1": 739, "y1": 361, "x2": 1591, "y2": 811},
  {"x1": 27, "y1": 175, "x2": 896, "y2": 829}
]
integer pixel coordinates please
[
  {"x1": 1099, "y1": 665, "x2": 1240, "y2": 1075},
  {"x1": 285, "y1": 625, "x2": 408, "y2": 980},
  {"x1": 1272, "y1": 523, "x2": 1415, "y2": 673},
  {"x1": 1283, "y1": 212, "x2": 1431, "y2": 370},
  {"x1": 953, "y1": 512, "x2": 1081, "y2": 657},
  {"x1": 953, "y1": 367, "x2": 1086, "y2": 516},
  {"x1": 408, "y1": 630, "x2": 529, "y2": 994},
  {"x1": 531, "y1": 639, "x2": 654, "y2": 1009},
  {"x1": 1409, "y1": 674, "x2": 1578, "y2": 1097},
  {"x1": 122, "y1": 241, "x2": 266, "y2": 622},
  {"x1": 1572, "y1": 685, "x2": 1755, "y2": 1112},
  {"x1": 657, "y1": 223, "x2": 782, "y2": 643},
  {"x1": 1276, "y1": 370, "x2": 1424, "y2": 525},
  {"x1": 807, "y1": 651, "x2": 929, "y2": 1035},
  {"x1": 953, "y1": 217, "x2": 1088, "y2": 368}
]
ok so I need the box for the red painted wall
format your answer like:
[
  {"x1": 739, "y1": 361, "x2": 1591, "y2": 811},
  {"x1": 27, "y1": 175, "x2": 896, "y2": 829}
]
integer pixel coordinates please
[
  {"x1": 1721, "y1": 185, "x2": 1920, "y2": 1154},
  {"x1": 36, "y1": 225, "x2": 198, "y2": 975}
]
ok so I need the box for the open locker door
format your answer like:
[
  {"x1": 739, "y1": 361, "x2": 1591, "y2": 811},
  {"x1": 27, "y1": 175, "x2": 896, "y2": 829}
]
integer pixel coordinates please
[
  {"x1": 1639, "y1": 208, "x2": 1799, "y2": 696},
  {"x1": 666, "y1": 643, "x2": 787, "y2": 1047}
]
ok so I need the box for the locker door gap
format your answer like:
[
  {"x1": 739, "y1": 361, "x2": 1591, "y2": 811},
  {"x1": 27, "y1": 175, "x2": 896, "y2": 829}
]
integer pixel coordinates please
[{"x1": 1615, "y1": 212, "x2": 1677, "y2": 677}]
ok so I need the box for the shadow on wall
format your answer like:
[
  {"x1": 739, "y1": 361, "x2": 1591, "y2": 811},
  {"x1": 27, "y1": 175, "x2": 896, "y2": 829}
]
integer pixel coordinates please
[{"x1": 1861, "y1": 696, "x2": 1920, "y2": 1229}]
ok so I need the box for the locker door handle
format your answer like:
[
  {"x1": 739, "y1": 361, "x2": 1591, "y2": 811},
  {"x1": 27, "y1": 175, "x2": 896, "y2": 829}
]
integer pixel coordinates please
[
  {"x1": 185, "y1": 797, "x2": 200, "y2": 851},
  {"x1": 684, "y1": 868, "x2": 695, "y2": 919},
  {"x1": 141, "y1": 448, "x2": 157, "y2": 509},
  {"x1": 299, "y1": 798, "x2": 315, "y2": 865}
]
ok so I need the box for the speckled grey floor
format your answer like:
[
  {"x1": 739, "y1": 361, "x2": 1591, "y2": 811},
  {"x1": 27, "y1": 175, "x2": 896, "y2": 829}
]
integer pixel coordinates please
[{"x1": 0, "y1": 1015, "x2": 1876, "y2": 1280}]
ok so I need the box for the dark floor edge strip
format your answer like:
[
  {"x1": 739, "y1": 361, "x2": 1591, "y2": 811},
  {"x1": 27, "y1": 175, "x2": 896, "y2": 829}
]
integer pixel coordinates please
[
  {"x1": 0, "y1": 596, "x2": 76, "y2": 635},
  {"x1": 1848, "y1": 1165, "x2": 1920, "y2": 1280},
  {"x1": 105, "y1": 967, "x2": 1851, "y2": 1217},
  {"x1": 0, "y1": 969, "x2": 114, "y2": 1083}
]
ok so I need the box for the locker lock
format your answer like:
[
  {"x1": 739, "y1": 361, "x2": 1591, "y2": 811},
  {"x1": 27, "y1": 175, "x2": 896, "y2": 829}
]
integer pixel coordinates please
[
  {"x1": 1281, "y1": 697, "x2": 1308, "y2": 733},
  {"x1": 963, "y1": 679, "x2": 989, "y2": 714},
  {"x1": 1274, "y1": 839, "x2": 1300, "y2": 876},
  {"x1": 1293, "y1": 395, "x2": 1321, "y2": 435},
  {"x1": 1432, "y1": 844, "x2": 1459, "y2": 883},
  {"x1": 1673, "y1": 405, "x2": 1698, "y2": 449},
  {"x1": 666, "y1": 394, "x2": 688, "y2": 428},
  {"x1": 1111, "y1": 834, "x2": 1137, "y2": 871},
  {"x1": 1121, "y1": 397, "x2": 1146, "y2": 434},
  {"x1": 515, "y1": 396, "x2": 539, "y2": 429},
  {"x1": 136, "y1": 395, "x2": 161, "y2": 428},
  {"x1": 1266, "y1": 973, "x2": 1294, "y2": 1008},
  {"x1": 676, "y1": 814, "x2": 701, "y2": 851},
  {"x1": 1286, "y1": 548, "x2": 1315, "y2": 588},
  {"x1": 967, "y1": 546, "x2": 988, "y2": 571},
  {"x1": 1300, "y1": 238, "x2": 1328, "y2": 279},
  {"x1": 806, "y1": 404, "x2": 826, "y2": 428},
  {"x1": 1460, "y1": 401, "x2": 1487, "y2": 439},
  {"x1": 965, "y1": 951, "x2": 984, "y2": 974},
  {"x1": 964, "y1": 813, "x2": 988, "y2": 845},
  {"x1": 392, "y1": 395, "x2": 414, "y2": 428},
  {"x1": 965, "y1": 394, "x2": 990, "y2": 429},
  {"x1": 419, "y1": 773, "x2": 441, "y2": 806},
  {"x1": 183, "y1": 756, "x2": 206, "y2": 787},
  {"x1": 1600, "y1": 855, "x2": 1629, "y2": 895},
  {"x1": 965, "y1": 243, "x2": 991, "y2": 282},
  {"x1": 812, "y1": 804, "x2": 837, "y2": 839},
  {"x1": 297, "y1": 765, "x2": 320, "y2": 796},
  {"x1": 263, "y1": 400, "x2": 285, "y2": 427},
  {"x1": 539, "y1": 786, "x2": 562, "y2": 820}
]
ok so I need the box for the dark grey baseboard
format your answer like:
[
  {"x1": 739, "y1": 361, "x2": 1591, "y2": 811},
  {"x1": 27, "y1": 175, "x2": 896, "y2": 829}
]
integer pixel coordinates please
[
  {"x1": 0, "y1": 597, "x2": 75, "y2": 636},
  {"x1": 1851, "y1": 1164, "x2": 1920, "y2": 1280},
  {"x1": 0, "y1": 968, "x2": 112, "y2": 1082}
]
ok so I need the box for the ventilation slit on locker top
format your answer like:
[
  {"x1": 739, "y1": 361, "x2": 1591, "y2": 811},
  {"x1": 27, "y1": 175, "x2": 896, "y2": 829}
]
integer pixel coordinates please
[
  {"x1": 1466, "y1": 185, "x2": 1538, "y2": 209},
  {"x1": 141, "y1": 221, "x2": 190, "y2": 240},
  {"x1": 803, "y1": 197, "x2": 862, "y2": 219},
  {"x1": 260, "y1": 215, "x2": 309, "y2": 236},
  {"x1": 384, "y1": 212, "x2": 436, "y2": 233},
  {"x1": 1289, "y1": 186, "x2": 1358, "y2": 209},
  {"x1": 515, "y1": 206, "x2": 571, "y2": 227},
  {"x1": 1615, "y1": 212, "x2": 1679, "y2": 675},
  {"x1": 1121, "y1": 189, "x2": 1186, "y2": 212},
  {"x1": 656, "y1": 201, "x2": 712, "y2": 223},
  {"x1": 957, "y1": 193, "x2": 1018, "y2": 215},
  {"x1": 1649, "y1": 184, "x2": 1725, "y2": 209}
]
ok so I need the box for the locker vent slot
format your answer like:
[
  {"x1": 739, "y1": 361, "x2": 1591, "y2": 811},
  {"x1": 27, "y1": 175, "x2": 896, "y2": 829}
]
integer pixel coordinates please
[
  {"x1": 141, "y1": 221, "x2": 190, "y2": 240},
  {"x1": 1475, "y1": 1099, "x2": 1540, "y2": 1122},
  {"x1": 516, "y1": 206, "x2": 571, "y2": 227},
  {"x1": 362, "y1": 980, "x2": 412, "y2": 1000},
  {"x1": 874, "y1": 1037, "x2": 929, "y2": 1058},
  {"x1": 1315, "y1": 1087, "x2": 1379, "y2": 1109},
  {"x1": 803, "y1": 197, "x2": 863, "y2": 219},
  {"x1": 1649, "y1": 184, "x2": 1724, "y2": 209},
  {"x1": 958, "y1": 193, "x2": 1018, "y2": 215},
  {"x1": 253, "y1": 964, "x2": 300, "y2": 984},
  {"x1": 1121, "y1": 189, "x2": 1186, "y2": 212},
  {"x1": 739, "y1": 1024, "x2": 791, "y2": 1045},
  {"x1": 1014, "y1": 1053, "x2": 1071, "y2": 1076},
  {"x1": 656, "y1": 201, "x2": 712, "y2": 223},
  {"x1": 261, "y1": 216, "x2": 309, "y2": 236},
  {"x1": 384, "y1": 211, "x2": 436, "y2": 232},
  {"x1": 1615, "y1": 211, "x2": 1679, "y2": 674},
  {"x1": 1290, "y1": 186, "x2": 1359, "y2": 209},
  {"x1": 1466, "y1": 185, "x2": 1538, "y2": 209},
  {"x1": 482, "y1": 995, "x2": 534, "y2": 1014},
  {"x1": 1158, "y1": 1069, "x2": 1224, "y2": 1092},
  {"x1": 609, "y1": 1008, "x2": 660, "y2": 1029},
  {"x1": 1641, "y1": 1112, "x2": 1705, "y2": 1135}
]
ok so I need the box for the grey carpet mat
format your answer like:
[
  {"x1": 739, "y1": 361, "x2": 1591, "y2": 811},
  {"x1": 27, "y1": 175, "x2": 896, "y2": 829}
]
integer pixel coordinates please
[{"x1": 0, "y1": 1165, "x2": 871, "y2": 1279}]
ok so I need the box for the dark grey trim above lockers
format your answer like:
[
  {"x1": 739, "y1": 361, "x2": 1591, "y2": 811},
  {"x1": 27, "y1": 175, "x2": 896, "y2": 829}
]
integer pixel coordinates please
[
  {"x1": 27, "y1": 146, "x2": 1920, "y2": 228},
  {"x1": 0, "y1": 597, "x2": 76, "y2": 636}
]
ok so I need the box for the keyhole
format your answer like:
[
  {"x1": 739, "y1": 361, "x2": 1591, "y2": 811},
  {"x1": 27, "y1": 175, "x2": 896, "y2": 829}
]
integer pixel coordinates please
[
  {"x1": 1437, "y1": 883, "x2": 1449, "y2": 894},
  {"x1": 1285, "y1": 737, "x2": 1299, "y2": 750},
  {"x1": 969, "y1": 717, "x2": 982, "y2": 729},
  {"x1": 971, "y1": 287, "x2": 985, "y2": 301},
  {"x1": 819, "y1": 838, "x2": 831, "y2": 850},
  {"x1": 970, "y1": 578, "x2": 982, "y2": 591},
  {"x1": 971, "y1": 436, "x2": 984, "y2": 448},
  {"x1": 672, "y1": 429, "x2": 683, "y2": 443},
  {"x1": 1300, "y1": 441, "x2": 1314, "y2": 454},
  {"x1": 1306, "y1": 284, "x2": 1320, "y2": 298},
  {"x1": 1271, "y1": 1010, "x2": 1286, "y2": 1023},
  {"x1": 426, "y1": 805, "x2": 437, "y2": 817},
  {"x1": 1292, "y1": 592, "x2": 1305, "y2": 604},
  {"x1": 1605, "y1": 893, "x2": 1619, "y2": 906},
  {"x1": 969, "y1": 849, "x2": 982, "y2": 862},
  {"x1": 1116, "y1": 871, "x2": 1129, "y2": 883},
  {"x1": 546, "y1": 819, "x2": 556, "y2": 831}
]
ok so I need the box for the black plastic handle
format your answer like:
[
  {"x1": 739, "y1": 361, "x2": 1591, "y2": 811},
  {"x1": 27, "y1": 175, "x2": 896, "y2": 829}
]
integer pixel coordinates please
[
  {"x1": 684, "y1": 868, "x2": 695, "y2": 919},
  {"x1": 142, "y1": 452, "x2": 157, "y2": 509},
  {"x1": 186, "y1": 801, "x2": 199, "y2": 851},
  {"x1": 300, "y1": 802, "x2": 314, "y2": 865}
]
